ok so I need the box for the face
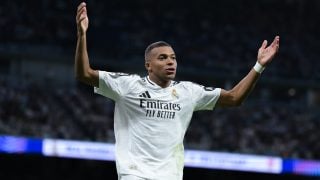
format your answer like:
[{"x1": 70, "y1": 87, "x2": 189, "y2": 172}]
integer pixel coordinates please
[{"x1": 145, "y1": 46, "x2": 177, "y2": 82}]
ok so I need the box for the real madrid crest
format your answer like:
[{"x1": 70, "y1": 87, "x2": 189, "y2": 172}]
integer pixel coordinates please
[{"x1": 171, "y1": 88, "x2": 179, "y2": 99}]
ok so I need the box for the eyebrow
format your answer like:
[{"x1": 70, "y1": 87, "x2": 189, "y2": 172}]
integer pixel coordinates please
[{"x1": 158, "y1": 53, "x2": 175, "y2": 57}]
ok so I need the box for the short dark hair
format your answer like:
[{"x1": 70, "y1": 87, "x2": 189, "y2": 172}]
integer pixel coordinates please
[{"x1": 145, "y1": 41, "x2": 172, "y2": 61}]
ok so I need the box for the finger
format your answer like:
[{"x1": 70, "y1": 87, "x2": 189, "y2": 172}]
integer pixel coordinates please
[
  {"x1": 76, "y1": 3, "x2": 87, "y2": 21},
  {"x1": 79, "y1": 13, "x2": 87, "y2": 22},
  {"x1": 271, "y1": 36, "x2": 280, "y2": 49},
  {"x1": 76, "y1": 7, "x2": 87, "y2": 22},
  {"x1": 260, "y1": 40, "x2": 268, "y2": 49},
  {"x1": 77, "y1": 2, "x2": 86, "y2": 13}
]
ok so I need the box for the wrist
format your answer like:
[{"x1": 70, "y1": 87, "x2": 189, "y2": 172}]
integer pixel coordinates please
[
  {"x1": 253, "y1": 61, "x2": 265, "y2": 73},
  {"x1": 77, "y1": 31, "x2": 86, "y2": 38}
]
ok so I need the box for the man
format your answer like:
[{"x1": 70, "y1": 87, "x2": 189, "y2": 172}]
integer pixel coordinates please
[{"x1": 75, "y1": 2, "x2": 280, "y2": 180}]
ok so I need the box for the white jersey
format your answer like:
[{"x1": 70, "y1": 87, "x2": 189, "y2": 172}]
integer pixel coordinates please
[{"x1": 94, "y1": 71, "x2": 221, "y2": 180}]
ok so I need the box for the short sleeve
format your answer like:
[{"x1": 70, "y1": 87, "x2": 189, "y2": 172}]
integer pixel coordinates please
[
  {"x1": 191, "y1": 83, "x2": 221, "y2": 111},
  {"x1": 94, "y1": 71, "x2": 136, "y2": 101}
]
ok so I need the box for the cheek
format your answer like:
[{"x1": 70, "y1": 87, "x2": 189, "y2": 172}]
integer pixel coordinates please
[
  {"x1": 149, "y1": 63, "x2": 160, "y2": 72},
  {"x1": 153, "y1": 63, "x2": 163, "y2": 69},
  {"x1": 155, "y1": 65, "x2": 164, "y2": 72}
]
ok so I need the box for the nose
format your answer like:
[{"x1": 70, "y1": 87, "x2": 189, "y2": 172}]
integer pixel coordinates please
[{"x1": 167, "y1": 58, "x2": 175, "y2": 65}]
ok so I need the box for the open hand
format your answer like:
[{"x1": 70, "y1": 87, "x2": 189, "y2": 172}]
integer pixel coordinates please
[{"x1": 257, "y1": 36, "x2": 280, "y2": 66}]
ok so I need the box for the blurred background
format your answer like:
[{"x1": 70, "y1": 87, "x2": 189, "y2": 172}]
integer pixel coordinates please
[{"x1": 0, "y1": 0, "x2": 320, "y2": 179}]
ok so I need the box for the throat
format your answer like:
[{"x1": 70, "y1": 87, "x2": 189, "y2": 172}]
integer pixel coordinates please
[{"x1": 148, "y1": 75, "x2": 171, "y2": 88}]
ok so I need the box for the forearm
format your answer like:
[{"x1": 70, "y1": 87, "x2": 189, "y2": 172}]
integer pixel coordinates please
[
  {"x1": 230, "y1": 68, "x2": 260, "y2": 105},
  {"x1": 218, "y1": 36, "x2": 279, "y2": 107},
  {"x1": 75, "y1": 34, "x2": 89, "y2": 78}
]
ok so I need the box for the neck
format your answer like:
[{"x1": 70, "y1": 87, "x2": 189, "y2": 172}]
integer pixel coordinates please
[{"x1": 148, "y1": 74, "x2": 171, "y2": 88}]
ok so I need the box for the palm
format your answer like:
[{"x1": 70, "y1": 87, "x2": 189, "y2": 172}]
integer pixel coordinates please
[
  {"x1": 80, "y1": 17, "x2": 89, "y2": 33},
  {"x1": 257, "y1": 36, "x2": 280, "y2": 66}
]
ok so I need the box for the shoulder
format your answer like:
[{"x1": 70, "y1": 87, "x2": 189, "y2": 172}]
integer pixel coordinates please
[
  {"x1": 171, "y1": 81, "x2": 198, "y2": 92},
  {"x1": 175, "y1": 80, "x2": 220, "y2": 92},
  {"x1": 99, "y1": 71, "x2": 141, "y2": 81},
  {"x1": 173, "y1": 80, "x2": 201, "y2": 88},
  {"x1": 106, "y1": 72, "x2": 140, "y2": 79}
]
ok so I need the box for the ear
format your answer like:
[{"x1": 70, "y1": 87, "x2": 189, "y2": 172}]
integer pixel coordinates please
[{"x1": 145, "y1": 61, "x2": 151, "y2": 71}]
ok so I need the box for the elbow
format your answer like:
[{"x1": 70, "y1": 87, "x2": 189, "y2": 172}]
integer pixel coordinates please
[
  {"x1": 232, "y1": 99, "x2": 243, "y2": 107},
  {"x1": 75, "y1": 74, "x2": 83, "y2": 82},
  {"x1": 74, "y1": 71, "x2": 84, "y2": 81},
  {"x1": 74, "y1": 71, "x2": 88, "y2": 83},
  {"x1": 218, "y1": 89, "x2": 247, "y2": 107},
  {"x1": 225, "y1": 96, "x2": 242, "y2": 107},
  {"x1": 74, "y1": 68, "x2": 97, "y2": 86},
  {"x1": 228, "y1": 90, "x2": 246, "y2": 107},
  {"x1": 228, "y1": 93, "x2": 244, "y2": 107},
  {"x1": 75, "y1": 74, "x2": 92, "y2": 86}
]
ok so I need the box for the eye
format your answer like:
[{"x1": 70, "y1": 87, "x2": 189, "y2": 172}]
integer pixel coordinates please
[{"x1": 158, "y1": 55, "x2": 167, "y2": 60}]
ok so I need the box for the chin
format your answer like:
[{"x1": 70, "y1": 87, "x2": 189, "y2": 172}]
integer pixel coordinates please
[{"x1": 166, "y1": 74, "x2": 176, "y2": 80}]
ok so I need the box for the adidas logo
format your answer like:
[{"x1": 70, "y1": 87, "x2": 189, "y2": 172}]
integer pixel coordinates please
[{"x1": 139, "y1": 91, "x2": 151, "y2": 98}]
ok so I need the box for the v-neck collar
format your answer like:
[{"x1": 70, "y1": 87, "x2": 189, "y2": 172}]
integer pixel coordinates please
[{"x1": 146, "y1": 76, "x2": 174, "y2": 89}]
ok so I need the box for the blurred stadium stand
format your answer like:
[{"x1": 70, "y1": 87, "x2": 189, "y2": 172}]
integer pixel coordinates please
[{"x1": 1, "y1": 0, "x2": 320, "y2": 179}]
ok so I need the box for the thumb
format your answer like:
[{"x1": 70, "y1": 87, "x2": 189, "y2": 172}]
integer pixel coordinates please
[{"x1": 260, "y1": 40, "x2": 268, "y2": 49}]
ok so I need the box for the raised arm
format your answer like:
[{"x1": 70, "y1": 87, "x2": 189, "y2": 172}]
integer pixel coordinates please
[
  {"x1": 75, "y1": 2, "x2": 99, "y2": 87},
  {"x1": 217, "y1": 36, "x2": 280, "y2": 107}
]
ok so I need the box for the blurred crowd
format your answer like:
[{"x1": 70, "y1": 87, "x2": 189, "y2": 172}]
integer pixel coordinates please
[
  {"x1": 0, "y1": 77, "x2": 114, "y2": 143},
  {"x1": 0, "y1": 0, "x2": 320, "y2": 161},
  {"x1": 0, "y1": 77, "x2": 319, "y2": 160},
  {"x1": 1, "y1": 0, "x2": 320, "y2": 80}
]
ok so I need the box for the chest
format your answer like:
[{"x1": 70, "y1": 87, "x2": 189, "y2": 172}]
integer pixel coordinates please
[{"x1": 122, "y1": 87, "x2": 194, "y2": 119}]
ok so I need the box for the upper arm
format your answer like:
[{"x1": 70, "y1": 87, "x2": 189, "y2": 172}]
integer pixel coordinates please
[{"x1": 216, "y1": 89, "x2": 241, "y2": 107}]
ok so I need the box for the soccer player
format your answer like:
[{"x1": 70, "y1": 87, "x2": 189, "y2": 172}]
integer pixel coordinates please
[{"x1": 75, "y1": 2, "x2": 279, "y2": 180}]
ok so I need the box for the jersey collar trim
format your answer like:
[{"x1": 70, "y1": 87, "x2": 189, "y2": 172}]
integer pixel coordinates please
[
  {"x1": 146, "y1": 76, "x2": 155, "y2": 86},
  {"x1": 146, "y1": 76, "x2": 175, "y2": 88}
]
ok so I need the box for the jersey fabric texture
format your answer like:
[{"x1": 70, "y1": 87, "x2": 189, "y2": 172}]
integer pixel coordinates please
[{"x1": 94, "y1": 71, "x2": 221, "y2": 180}]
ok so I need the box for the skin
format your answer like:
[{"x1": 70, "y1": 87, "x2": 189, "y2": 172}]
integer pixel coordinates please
[
  {"x1": 74, "y1": 2, "x2": 280, "y2": 107},
  {"x1": 145, "y1": 46, "x2": 177, "y2": 88},
  {"x1": 217, "y1": 36, "x2": 280, "y2": 107},
  {"x1": 75, "y1": 2, "x2": 98, "y2": 87}
]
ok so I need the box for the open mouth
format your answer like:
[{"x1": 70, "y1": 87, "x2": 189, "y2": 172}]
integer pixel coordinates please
[{"x1": 165, "y1": 68, "x2": 176, "y2": 74}]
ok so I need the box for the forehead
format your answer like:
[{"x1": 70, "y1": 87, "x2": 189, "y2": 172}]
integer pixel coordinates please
[{"x1": 150, "y1": 46, "x2": 175, "y2": 56}]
